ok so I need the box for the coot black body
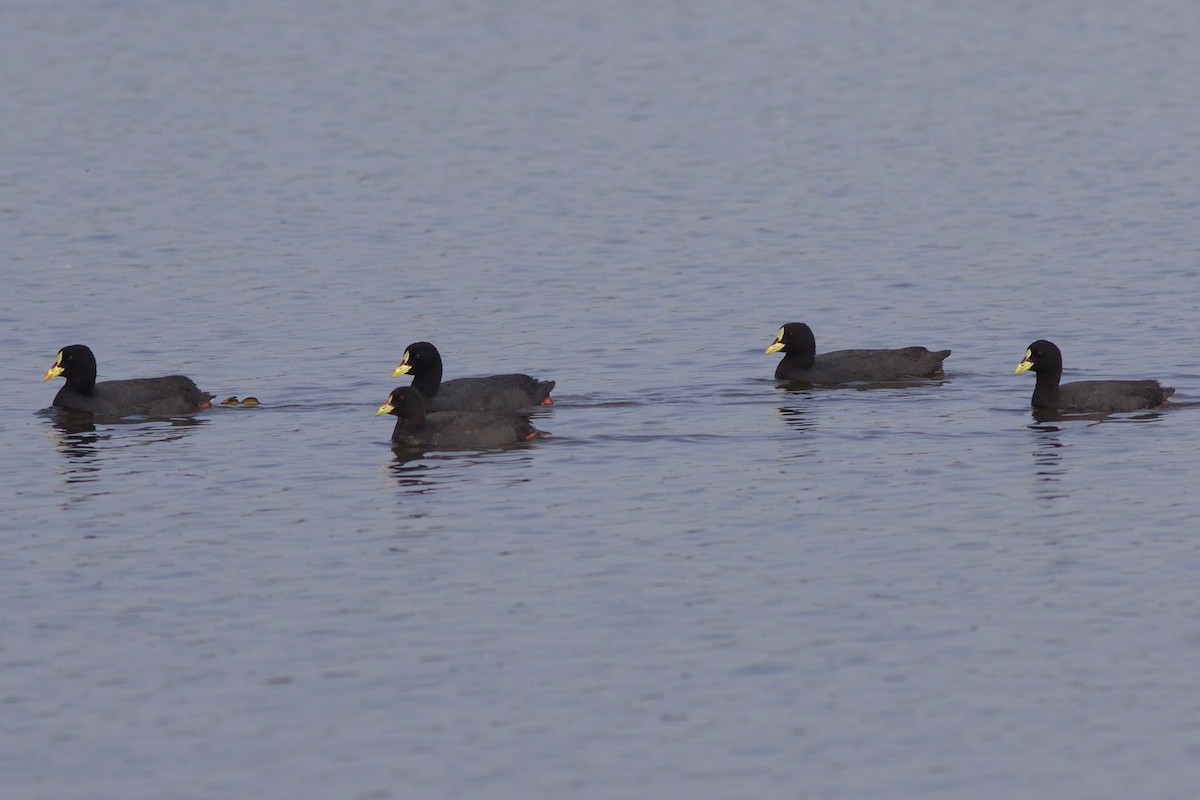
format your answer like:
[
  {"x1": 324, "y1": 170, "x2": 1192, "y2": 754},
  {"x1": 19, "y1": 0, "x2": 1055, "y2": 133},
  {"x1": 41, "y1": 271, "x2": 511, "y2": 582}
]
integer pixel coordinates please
[
  {"x1": 766, "y1": 323, "x2": 950, "y2": 382},
  {"x1": 44, "y1": 344, "x2": 214, "y2": 416},
  {"x1": 1014, "y1": 340, "x2": 1174, "y2": 412},
  {"x1": 392, "y1": 342, "x2": 554, "y2": 412},
  {"x1": 377, "y1": 386, "x2": 540, "y2": 449}
]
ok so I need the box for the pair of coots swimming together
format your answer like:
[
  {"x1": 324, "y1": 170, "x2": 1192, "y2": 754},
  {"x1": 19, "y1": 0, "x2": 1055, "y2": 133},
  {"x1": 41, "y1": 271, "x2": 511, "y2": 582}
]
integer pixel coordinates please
[
  {"x1": 765, "y1": 322, "x2": 1173, "y2": 412},
  {"x1": 43, "y1": 324, "x2": 1176, "y2": 448},
  {"x1": 378, "y1": 341, "x2": 553, "y2": 448}
]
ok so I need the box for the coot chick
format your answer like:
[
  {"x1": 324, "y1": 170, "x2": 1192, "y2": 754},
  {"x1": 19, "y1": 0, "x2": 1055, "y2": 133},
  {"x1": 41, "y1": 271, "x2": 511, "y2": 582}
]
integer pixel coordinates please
[
  {"x1": 392, "y1": 341, "x2": 554, "y2": 411},
  {"x1": 44, "y1": 344, "x2": 214, "y2": 416},
  {"x1": 377, "y1": 386, "x2": 541, "y2": 449},
  {"x1": 1014, "y1": 340, "x2": 1174, "y2": 412},
  {"x1": 765, "y1": 323, "x2": 951, "y2": 382}
]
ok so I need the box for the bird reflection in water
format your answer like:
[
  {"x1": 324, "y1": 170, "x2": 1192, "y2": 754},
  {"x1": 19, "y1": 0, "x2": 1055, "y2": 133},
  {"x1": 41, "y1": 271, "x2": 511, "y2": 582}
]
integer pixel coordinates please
[
  {"x1": 775, "y1": 404, "x2": 816, "y2": 434},
  {"x1": 48, "y1": 410, "x2": 104, "y2": 483},
  {"x1": 44, "y1": 408, "x2": 208, "y2": 484},
  {"x1": 1031, "y1": 406, "x2": 1173, "y2": 426},
  {"x1": 772, "y1": 401, "x2": 820, "y2": 461},
  {"x1": 386, "y1": 446, "x2": 536, "y2": 497},
  {"x1": 388, "y1": 449, "x2": 438, "y2": 492},
  {"x1": 1029, "y1": 407, "x2": 1171, "y2": 501},
  {"x1": 1027, "y1": 421, "x2": 1067, "y2": 501}
]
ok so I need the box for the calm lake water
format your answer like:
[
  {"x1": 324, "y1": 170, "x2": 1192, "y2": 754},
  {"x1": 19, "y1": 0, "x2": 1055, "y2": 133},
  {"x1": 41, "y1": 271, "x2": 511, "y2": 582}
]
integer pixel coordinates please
[{"x1": 4, "y1": 2, "x2": 1200, "y2": 798}]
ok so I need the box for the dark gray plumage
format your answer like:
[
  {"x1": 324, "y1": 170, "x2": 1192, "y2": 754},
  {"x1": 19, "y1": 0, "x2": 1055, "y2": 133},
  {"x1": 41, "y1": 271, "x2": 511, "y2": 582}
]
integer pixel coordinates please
[
  {"x1": 377, "y1": 386, "x2": 541, "y2": 450},
  {"x1": 766, "y1": 322, "x2": 950, "y2": 383},
  {"x1": 1014, "y1": 340, "x2": 1173, "y2": 412},
  {"x1": 392, "y1": 341, "x2": 554, "y2": 412},
  {"x1": 44, "y1": 344, "x2": 214, "y2": 416}
]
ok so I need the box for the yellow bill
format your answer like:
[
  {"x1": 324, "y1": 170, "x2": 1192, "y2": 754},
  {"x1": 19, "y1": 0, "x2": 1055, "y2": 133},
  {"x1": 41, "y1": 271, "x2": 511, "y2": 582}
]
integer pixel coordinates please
[
  {"x1": 376, "y1": 401, "x2": 394, "y2": 416},
  {"x1": 1014, "y1": 349, "x2": 1033, "y2": 375},
  {"x1": 391, "y1": 351, "x2": 412, "y2": 378},
  {"x1": 764, "y1": 328, "x2": 785, "y2": 354},
  {"x1": 43, "y1": 351, "x2": 65, "y2": 381}
]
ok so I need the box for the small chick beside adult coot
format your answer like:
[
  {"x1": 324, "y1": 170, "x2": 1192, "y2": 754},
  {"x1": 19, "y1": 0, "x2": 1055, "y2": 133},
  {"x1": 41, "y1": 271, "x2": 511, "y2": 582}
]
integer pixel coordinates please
[
  {"x1": 377, "y1": 386, "x2": 541, "y2": 449},
  {"x1": 44, "y1": 344, "x2": 214, "y2": 416},
  {"x1": 392, "y1": 341, "x2": 554, "y2": 412},
  {"x1": 1014, "y1": 340, "x2": 1174, "y2": 412},
  {"x1": 765, "y1": 322, "x2": 951, "y2": 382}
]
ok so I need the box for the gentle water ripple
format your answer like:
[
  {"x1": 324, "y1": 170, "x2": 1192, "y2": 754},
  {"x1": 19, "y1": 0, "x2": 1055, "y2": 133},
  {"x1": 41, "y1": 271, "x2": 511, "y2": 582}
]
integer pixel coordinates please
[{"x1": 4, "y1": 2, "x2": 1200, "y2": 799}]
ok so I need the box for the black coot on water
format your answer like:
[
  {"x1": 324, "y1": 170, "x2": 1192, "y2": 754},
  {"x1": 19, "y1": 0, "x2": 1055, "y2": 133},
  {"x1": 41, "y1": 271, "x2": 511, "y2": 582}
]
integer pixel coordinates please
[
  {"x1": 377, "y1": 386, "x2": 541, "y2": 449},
  {"x1": 766, "y1": 322, "x2": 951, "y2": 383},
  {"x1": 44, "y1": 344, "x2": 214, "y2": 416},
  {"x1": 392, "y1": 341, "x2": 554, "y2": 412},
  {"x1": 1014, "y1": 340, "x2": 1174, "y2": 412}
]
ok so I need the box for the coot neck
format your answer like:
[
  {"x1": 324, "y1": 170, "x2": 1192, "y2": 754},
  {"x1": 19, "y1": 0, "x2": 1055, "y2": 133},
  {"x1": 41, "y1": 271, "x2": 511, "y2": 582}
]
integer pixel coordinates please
[
  {"x1": 66, "y1": 372, "x2": 97, "y2": 394},
  {"x1": 780, "y1": 349, "x2": 815, "y2": 372},
  {"x1": 1030, "y1": 369, "x2": 1061, "y2": 409},
  {"x1": 391, "y1": 419, "x2": 420, "y2": 441},
  {"x1": 409, "y1": 360, "x2": 443, "y2": 399}
]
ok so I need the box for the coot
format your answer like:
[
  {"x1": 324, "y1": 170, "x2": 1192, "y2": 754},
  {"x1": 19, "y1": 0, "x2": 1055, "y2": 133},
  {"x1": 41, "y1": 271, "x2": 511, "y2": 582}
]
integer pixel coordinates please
[
  {"x1": 766, "y1": 323, "x2": 950, "y2": 382},
  {"x1": 377, "y1": 386, "x2": 541, "y2": 449},
  {"x1": 392, "y1": 341, "x2": 554, "y2": 411},
  {"x1": 1014, "y1": 340, "x2": 1173, "y2": 412},
  {"x1": 44, "y1": 344, "x2": 214, "y2": 416}
]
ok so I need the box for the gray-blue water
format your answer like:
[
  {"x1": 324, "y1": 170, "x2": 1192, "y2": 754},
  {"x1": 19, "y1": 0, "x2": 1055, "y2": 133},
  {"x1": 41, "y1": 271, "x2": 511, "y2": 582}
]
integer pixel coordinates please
[{"x1": 4, "y1": 2, "x2": 1200, "y2": 798}]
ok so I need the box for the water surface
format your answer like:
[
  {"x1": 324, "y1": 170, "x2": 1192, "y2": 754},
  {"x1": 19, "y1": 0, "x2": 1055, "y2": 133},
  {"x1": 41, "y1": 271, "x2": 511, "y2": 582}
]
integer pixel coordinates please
[{"x1": 3, "y1": 2, "x2": 1200, "y2": 798}]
